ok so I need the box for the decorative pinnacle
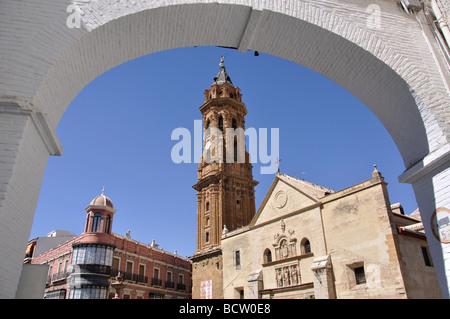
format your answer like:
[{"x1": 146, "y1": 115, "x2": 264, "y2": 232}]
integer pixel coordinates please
[{"x1": 372, "y1": 164, "x2": 383, "y2": 179}]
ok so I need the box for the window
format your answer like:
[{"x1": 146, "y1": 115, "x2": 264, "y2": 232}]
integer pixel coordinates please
[
  {"x1": 167, "y1": 271, "x2": 173, "y2": 288},
  {"x1": 45, "y1": 289, "x2": 66, "y2": 299},
  {"x1": 152, "y1": 268, "x2": 162, "y2": 286},
  {"x1": 68, "y1": 286, "x2": 107, "y2": 299},
  {"x1": 236, "y1": 200, "x2": 241, "y2": 210},
  {"x1": 235, "y1": 287, "x2": 244, "y2": 299},
  {"x1": 354, "y1": 266, "x2": 366, "y2": 285},
  {"x1": 63, "y1": 258, "x2": 69, "y2": 274},
  {"x1": 218, "y1": 116, "x2": 223, "y2": 132},
  {"x1": 47, "y1": 264, "x2": 52, "y2": 283},
  {"x1": 206, "y1": 202, "x2": 210, "y2": 212},
  {"x1": 126, "y1": 261, "x2": 133, "y2": 274},
  {"x1": 303, "y1": 239, "x2": 311, "y2": 254},
  {"x1": 421, "y1": 246, "x2": 432, "y2": 267},
  {"x1": 234, "y1": 250, "x2": 241, "y2": 268},
  {"x1": 57, "y1": 258, "x2": 62, "y2": 274},
  {"x1": 264, "y1": 249, "x2": 272, "y2": 263},
  {"x1": 139, "y1": 264, "x2": 145, "y2": 279},
  {"x1": 104, "y1": 215, "x2": 111, "y2": 234},
  {"x1": 234, "y1": 138, "x2": 238, "y2": 162},
  {"x1": 232, "y1": 118, "x2": 237, "y2": 129},
  {"x1": 71, "y1": 244, "x2": 113, "y2": 266},
  {"x1": 92, "y1": 213, "x2": 101, "y2": 232},
  {"x1": 112, "y1": 257, "x2": 120, "y2": 275},
  {"x1": 205, "y1": 232, "x2": 209, "y2": 242},
  {"x1": 86, "y1": 246, "x2": 96, "y2": 264}
]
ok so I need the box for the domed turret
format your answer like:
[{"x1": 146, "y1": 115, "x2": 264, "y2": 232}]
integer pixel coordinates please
[{"x1": 84, "y1": 187, "x2": 117, "y2": 234}]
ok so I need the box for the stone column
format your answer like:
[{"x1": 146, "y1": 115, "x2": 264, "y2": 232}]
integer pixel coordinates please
[
  {"x1": 399, "y1": 146, "x2": 450, "y2": 298},
  {"x1": 311, "y1": 255, "x2": 335, "y2": 299},
  {"x1": 247, "y1": 270, "x2": 262, "y2": 299},
  {"x1": 0, "y1": 100, "x2": 61, "y2": 298}
]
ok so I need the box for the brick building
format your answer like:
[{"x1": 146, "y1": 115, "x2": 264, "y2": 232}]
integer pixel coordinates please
[{"x1": 26, "y1": 190, "x2": 192, "y2": 299}]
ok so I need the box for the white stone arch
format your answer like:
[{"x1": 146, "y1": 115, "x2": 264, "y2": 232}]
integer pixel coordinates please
[{"x1": 1, "y1": 0, "x2": 450, "y2": 298}]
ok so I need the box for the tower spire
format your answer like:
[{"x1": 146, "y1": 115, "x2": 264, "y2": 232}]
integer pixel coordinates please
[{"x1": 212, "y1": 56, "x2": 233, "y2": 86}]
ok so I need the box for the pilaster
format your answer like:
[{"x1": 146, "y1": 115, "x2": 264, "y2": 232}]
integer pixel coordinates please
[{"x1": 0, "y1": 99, "x2": 61, "y2": 298}]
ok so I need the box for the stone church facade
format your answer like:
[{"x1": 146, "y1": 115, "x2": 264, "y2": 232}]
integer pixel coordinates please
[{"x1": 221, "y1": 170, "x2": 442, "y2": 299}]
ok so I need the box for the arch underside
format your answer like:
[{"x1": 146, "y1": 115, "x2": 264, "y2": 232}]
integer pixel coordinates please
[{"x1": 29, "y1": 2, "x2": 443, "y2": 170}]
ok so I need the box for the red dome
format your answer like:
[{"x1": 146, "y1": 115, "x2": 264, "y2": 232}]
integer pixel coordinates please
[{"x1": 90, "y1": 189, "x2": 114, "y2": 208}]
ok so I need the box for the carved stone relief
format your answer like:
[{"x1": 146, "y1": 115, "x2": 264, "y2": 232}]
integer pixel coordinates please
[
  {"x1": 274, "y1": 238, "x2": 297, "y2": 260},
  {"x1": 273, "y1": 220, "x2": 297, "y2": 260},
  {"x1": 275, "y1": 264, "x2": 301, "y2": 288},
  {"x1": 273, "y1": 190, "x2": 288, "y2": 209},
  {"x1": 270, "y1": 219, "x2": 301, "y2": 288}
]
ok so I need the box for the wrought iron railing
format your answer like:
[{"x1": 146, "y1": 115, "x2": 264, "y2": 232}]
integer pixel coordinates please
[{"x1": 151, "y1": 278, "x2": 162, "y2": 286}]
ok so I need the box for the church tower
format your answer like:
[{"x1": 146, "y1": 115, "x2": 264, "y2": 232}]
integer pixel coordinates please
[{"x1": 191, "y1": 58, "x2": 258, "y2": 299}]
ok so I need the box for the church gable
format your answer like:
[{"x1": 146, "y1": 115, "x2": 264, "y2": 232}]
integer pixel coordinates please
[{"x1": 252, "y1": 175, "x2": 326, "y2": 227}]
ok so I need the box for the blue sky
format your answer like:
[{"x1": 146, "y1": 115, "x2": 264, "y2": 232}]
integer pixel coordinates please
[{"x1": 29, "y1": 46, "x2": 417, "y2": 258}]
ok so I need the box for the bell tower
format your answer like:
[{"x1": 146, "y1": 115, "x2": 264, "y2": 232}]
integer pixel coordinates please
[{"x1": 191, "y1": 57, "x2": 258, "y2": 299}]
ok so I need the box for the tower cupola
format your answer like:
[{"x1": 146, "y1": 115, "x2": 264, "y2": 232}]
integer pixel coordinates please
[
  {"x1": 84, "y1": 188, "x2": 116, "y2": 234},
  {"x1": 204, "y1": 56, "x2": 242, "y2": 102}
]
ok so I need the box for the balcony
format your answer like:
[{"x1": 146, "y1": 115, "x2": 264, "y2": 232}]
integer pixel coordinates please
[
  {"x1": 165, "y1": 281, "x2": 175, "y2": 289},
  {"x1": 177, "y1": 283, "x2": 186, "y2": 291},
  {"x1": 52, "y1": 271, "x2": 70, "y2": 283},
  {"x1": 110, "y1": 269, "x2": 148, "y2": 284},
  {"x1": 151, "y1": 278, "x2": 162, "y2": 287},
  {"x1": 46, "y1": 271, "x2": 71, "y2": 286}
]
